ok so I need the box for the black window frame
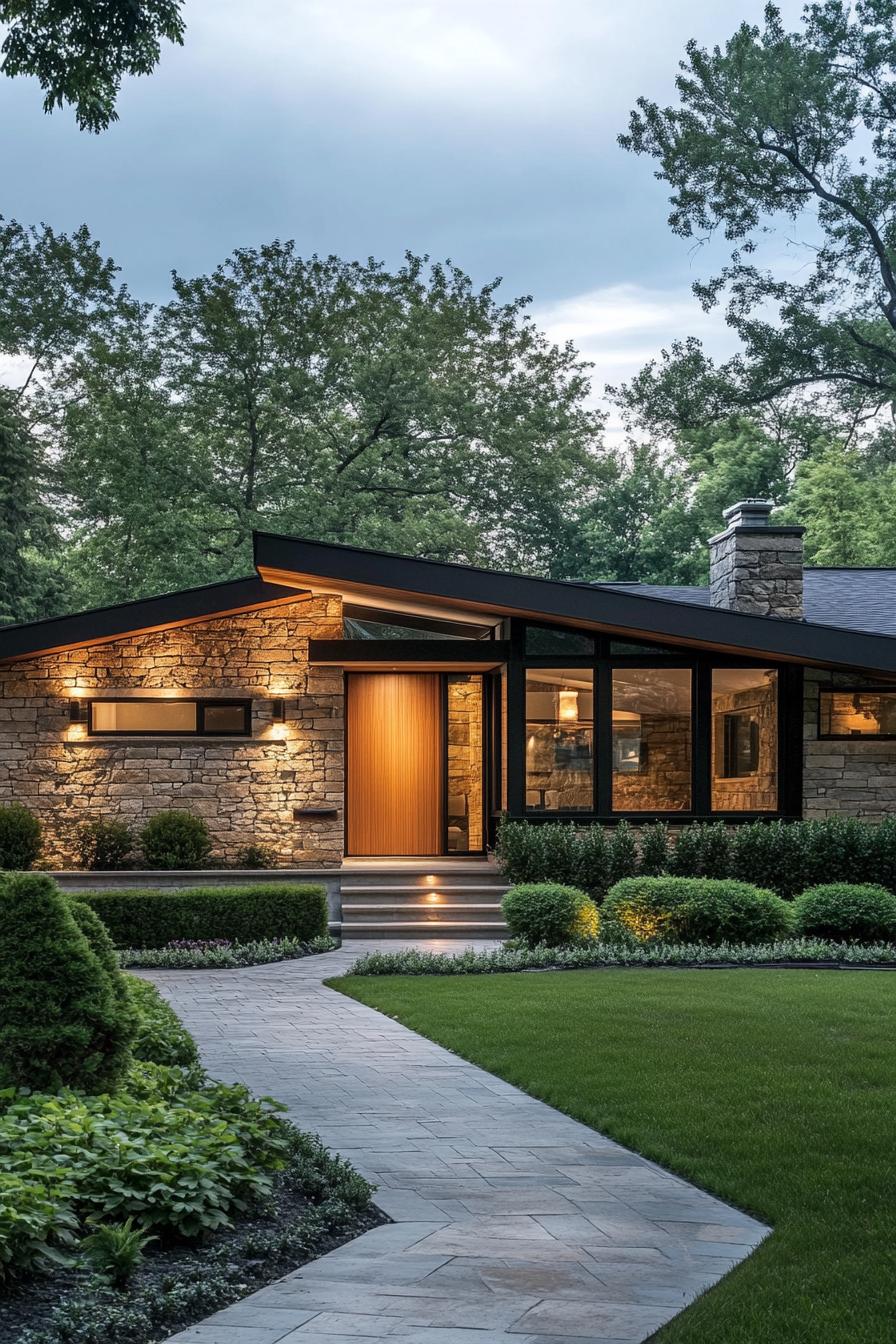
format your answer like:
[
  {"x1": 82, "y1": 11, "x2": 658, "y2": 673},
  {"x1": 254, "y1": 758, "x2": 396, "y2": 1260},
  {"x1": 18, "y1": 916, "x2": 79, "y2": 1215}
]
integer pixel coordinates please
[
  {"x1": 505, "y1": 618, "x2": 802, "y2": 823},
  {"x1": 817, "y1": 686, "x2": 896, "y2": 741},
  {"x1": 86, "y1": 698, "x2": 253, "y2": 738}
]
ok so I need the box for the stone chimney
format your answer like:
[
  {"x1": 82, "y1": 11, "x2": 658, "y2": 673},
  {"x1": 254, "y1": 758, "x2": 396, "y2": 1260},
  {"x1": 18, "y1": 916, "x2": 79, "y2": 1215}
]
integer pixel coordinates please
[{"x1": 709, "y1": 500, "x2": 804, "y2": 618}]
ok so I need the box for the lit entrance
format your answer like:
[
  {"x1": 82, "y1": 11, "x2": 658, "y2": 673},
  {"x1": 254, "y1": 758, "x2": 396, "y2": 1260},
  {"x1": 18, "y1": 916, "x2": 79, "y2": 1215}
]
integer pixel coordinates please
[{"x1": 346, "y1": 672, "x2": 485, "y2": 856}]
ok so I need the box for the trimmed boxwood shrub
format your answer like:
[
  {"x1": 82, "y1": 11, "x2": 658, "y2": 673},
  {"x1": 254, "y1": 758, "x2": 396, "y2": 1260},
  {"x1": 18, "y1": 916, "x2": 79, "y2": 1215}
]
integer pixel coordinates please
[
  {"x1": 793, "y1": 883, "x2": 896, "y2": 943},
  {"x1": 601, "y1": 876, "x2": 794, "y2": 946},
  {"x1": 81, "y1": 882, "x2": 329, "y2": 948},
  {"x1": 140, "y1": 810, "x2": 212, "y2": 869},
  {"x1": 76, "y1": 817, "x2": 134, "y2": 870},
  {"x1": 69, "y1": 898, "x2": 137, "y2": 1031},
  {"x1": 0, "y1": 873, "x2": 133, "y2": 1092},
  {"x1": 0, "y1": 802, "x2": 41, "y2": 870},
  {"x1": 501, "y1": 883, "x2": 599, "y2": 947}
]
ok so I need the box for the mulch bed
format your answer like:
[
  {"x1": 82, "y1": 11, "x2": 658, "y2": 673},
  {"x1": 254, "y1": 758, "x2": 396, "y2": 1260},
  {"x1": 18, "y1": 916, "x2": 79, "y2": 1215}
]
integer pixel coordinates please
[{"x1": 0, "y1": 1176, "x2": 387, "y2": 1343}]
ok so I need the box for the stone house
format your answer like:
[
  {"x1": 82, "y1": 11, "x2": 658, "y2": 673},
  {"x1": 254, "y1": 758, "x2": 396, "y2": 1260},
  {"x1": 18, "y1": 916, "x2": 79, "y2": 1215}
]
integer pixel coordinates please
[{"x1": 1, "y1": 501, "x2": 895, "y2": 930}]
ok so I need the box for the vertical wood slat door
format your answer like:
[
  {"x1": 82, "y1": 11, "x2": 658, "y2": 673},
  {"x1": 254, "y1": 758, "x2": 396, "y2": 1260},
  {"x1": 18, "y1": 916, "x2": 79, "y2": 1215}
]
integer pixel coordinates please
[{"x1": 347, "y1": 673, "x2": 443, "y2": 856}]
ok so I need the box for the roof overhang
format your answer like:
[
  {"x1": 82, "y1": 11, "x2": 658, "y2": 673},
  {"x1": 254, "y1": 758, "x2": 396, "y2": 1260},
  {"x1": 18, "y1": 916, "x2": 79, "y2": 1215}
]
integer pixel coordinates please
[
  {"x1": 309, "y1": 639, "x2": 509, "y2": 671},
  {"x1": 255, "y1": 532, "x2": 896, "y2": 676},
  {"x1": 0, "y1": 577, "x2": 309, "y2": 664}
]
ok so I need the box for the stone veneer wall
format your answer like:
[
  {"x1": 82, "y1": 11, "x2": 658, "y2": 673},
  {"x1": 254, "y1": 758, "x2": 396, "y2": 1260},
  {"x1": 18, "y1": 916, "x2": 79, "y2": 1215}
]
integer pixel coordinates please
[
  {"x1": 0, "y1": 594, "x2": 344, "y2": 868},
  {"x1": 803, "y1": 668, "x2": 896, "y2": 820}
]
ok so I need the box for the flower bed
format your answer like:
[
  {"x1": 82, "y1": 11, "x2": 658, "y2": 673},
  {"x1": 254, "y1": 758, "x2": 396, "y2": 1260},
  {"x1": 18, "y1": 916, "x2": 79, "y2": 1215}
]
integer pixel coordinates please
[
  {"x1": 344, "y1": 938, "x2": 896, "y2": 977},
  {"x1": 120, "y1": 934, "x2": 338, "y2": 970}
]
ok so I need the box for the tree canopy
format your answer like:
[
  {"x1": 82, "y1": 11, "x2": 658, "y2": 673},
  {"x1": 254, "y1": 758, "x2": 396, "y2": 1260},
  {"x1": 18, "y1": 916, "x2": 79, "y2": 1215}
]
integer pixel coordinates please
[
  {"x1": 620, "y1": 0, "x2": 896, "y2": 420},
  {"x1": 0, "y1": 0, "x2": 185, "y2": 131}
]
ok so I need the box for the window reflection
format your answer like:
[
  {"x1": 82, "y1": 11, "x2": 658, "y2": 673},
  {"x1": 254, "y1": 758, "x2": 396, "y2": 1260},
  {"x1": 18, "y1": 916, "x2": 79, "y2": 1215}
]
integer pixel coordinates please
[
  {"x1": 612, "y1": 668, "x2": 692, "y2": 812},
  {"x1": 711, "y1": 669, "x2": 777, "y2": 811},
  {"x1": 525, "y1": 669, "x2": 594, "y2": 811},
  {"x1": 819, "y1": 690, "x2": 896, "y2": 738}
]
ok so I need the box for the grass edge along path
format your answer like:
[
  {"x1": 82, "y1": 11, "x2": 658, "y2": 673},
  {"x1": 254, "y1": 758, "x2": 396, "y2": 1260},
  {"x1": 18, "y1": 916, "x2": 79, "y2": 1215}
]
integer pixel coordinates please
[{"x1": 332, "y1": 968, "x2": 896, "y2": 1344}]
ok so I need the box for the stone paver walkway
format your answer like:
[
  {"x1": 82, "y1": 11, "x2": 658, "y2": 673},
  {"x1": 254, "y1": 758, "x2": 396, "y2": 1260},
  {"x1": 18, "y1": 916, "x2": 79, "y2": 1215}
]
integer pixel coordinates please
[{"x1": 153, "y1": 941, "x2": 767, "y2": 1344}]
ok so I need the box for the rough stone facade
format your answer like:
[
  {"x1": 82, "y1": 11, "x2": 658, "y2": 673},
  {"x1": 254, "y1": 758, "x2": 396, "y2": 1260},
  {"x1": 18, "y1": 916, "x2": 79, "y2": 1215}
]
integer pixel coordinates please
[
  {"x1": 803, "y1": 669, "x2": 896, "y2": 820},
  {"x1": 0, "y1": 594, "x2": 344, "y2": 868},
  {"x1": 709, "y1": 527, "x2": 805, "y2": 618}
]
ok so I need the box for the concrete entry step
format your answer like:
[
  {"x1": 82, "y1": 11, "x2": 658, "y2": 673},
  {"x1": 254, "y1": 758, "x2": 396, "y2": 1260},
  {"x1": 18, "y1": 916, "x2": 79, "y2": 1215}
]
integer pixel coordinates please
[
  {"x1": 339, "y1": 859, "x2": 509, "y2": 936},
  {"x1": 340, "y1": 920, "x2": 508, "y2": 937}
]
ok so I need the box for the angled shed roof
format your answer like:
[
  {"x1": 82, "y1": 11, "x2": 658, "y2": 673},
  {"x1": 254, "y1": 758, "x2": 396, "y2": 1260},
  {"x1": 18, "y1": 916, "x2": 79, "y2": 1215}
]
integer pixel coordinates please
[
  {"x1": 254, "y1": 532, "x2": 896, "y2": 676},
  {"x1": 0, "y1": 576, "x2": 308, "y2": 663}
]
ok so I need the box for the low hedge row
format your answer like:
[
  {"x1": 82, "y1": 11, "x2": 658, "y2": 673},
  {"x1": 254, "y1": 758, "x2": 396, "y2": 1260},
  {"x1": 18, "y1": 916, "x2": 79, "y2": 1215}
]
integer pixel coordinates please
[
  {"x1": 496, "y1": 816, "x2": 896, "y2": 899},
  {"x1": 81, "y1": 883, "x2": 329, "y2": 948},
  {"x1": 602, "y1": 876, "x2": 793, "y2": 945}
]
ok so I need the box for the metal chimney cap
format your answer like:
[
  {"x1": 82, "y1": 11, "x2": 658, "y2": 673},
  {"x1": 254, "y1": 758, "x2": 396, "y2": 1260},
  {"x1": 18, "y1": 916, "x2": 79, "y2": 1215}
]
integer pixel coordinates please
[{"x1": 722, "y1": 499, "x2": 775, "y2": 528}]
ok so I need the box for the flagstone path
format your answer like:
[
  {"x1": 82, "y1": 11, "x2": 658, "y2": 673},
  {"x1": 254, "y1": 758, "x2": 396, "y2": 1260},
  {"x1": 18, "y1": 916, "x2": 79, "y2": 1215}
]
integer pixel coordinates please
[{"x1": 151, "y1": 940, "x2": 767, "y2": 1344}]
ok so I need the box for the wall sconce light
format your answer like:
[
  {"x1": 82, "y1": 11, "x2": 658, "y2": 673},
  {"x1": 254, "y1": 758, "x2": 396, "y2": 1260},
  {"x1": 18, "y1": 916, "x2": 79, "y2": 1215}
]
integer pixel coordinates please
[
  {"x1": 271, "y1": 698, "x2": 286, "y2": 723},
  {"x1": 69, "y1": 699, "x2": 88, "y2": 724}
]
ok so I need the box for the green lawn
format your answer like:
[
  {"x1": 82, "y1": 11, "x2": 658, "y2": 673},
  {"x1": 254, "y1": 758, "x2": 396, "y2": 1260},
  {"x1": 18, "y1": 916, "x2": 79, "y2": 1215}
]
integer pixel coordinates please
[{"x1": 333, "y1": 969, "x2": 896, "y2": 1344}]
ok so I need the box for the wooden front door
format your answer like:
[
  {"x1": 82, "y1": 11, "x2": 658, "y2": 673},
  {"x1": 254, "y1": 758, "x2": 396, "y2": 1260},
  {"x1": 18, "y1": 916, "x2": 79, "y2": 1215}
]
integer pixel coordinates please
[{"x1": 346, "y1": 673, "x2": 443, "y2": 856}]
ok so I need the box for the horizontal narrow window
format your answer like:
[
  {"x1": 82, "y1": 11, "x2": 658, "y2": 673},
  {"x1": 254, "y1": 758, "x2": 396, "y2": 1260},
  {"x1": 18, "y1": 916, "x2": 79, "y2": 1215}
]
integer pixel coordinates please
[
  {"x1": 88, "y1": 699, "x2": 251, "y2": 737},
  {"x1": 819, "y1": 689, "x2": 896, "y2": 738}
]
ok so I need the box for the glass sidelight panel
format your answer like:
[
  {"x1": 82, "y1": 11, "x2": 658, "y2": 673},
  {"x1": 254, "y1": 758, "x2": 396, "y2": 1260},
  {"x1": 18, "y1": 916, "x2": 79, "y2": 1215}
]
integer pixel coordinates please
[
  {"x1": 712, "y1": 669, "x2": 778, "y2": 811},
  {"x1": 446, "y1": 675, "x2": 485, "y2": 852},
  {"x1": 525, "y1": 668, "x2": 594, "y2": 811},
  {"x1": 612, "y1": 668, "x2": 692, "y2": 812}
]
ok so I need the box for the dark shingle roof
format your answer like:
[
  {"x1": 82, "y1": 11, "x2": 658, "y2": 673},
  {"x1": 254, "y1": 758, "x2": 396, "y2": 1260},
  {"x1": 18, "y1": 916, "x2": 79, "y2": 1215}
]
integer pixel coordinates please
[{"x1": 597, "y1": 570, "x2": 896, "y2": 637}]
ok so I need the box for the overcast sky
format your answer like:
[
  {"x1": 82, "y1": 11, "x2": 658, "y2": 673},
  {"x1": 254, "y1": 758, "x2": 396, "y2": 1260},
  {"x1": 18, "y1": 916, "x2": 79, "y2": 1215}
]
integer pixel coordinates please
[{"x1": 1, "y1": 0, "x2": 804, "y2": 397}]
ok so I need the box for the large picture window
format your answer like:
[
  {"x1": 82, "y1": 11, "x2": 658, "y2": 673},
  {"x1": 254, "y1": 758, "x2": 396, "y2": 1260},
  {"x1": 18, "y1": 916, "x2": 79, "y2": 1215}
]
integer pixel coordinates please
[
  {"x1": 517, "y1": 623, "x2": 790, "y2": 819},
  {"x1": 612, "y1": 668, "x2": 692, "y2": 812},
  {"x1": 88, "y1": 699, "x2": 251, "y2": 737},
  {"x1": 525, "y1": 669, "x2": 594, "y2": 811},
  {"x1": 711, "y1": 669, "x2": 777, "y2": 811},
  {"x1": 819, "y1": 689, "x2": 896, "y2": 738}
]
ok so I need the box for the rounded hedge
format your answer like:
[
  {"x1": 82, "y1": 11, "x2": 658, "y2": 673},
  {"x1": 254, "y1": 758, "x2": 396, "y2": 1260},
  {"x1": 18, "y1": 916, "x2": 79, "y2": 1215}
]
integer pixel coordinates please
[
  {"x1": 501, "y1": 883, "x2": 599, "y2": 948},
  {"x1": 0, "y1": 803, "x2": 41, "y2": 871},
  {"x1": 0, "y1": 873, "x2": 132, "y2": 1092},
  {"x1": 601, "y1": 876, "x2": 793, "y2": 946},
  {"x1": 793, "y1": 883, "x2": 896, "y2": 943},
  {"x1": 140, "y1": 810, "x2": 212, "y2": 869}
]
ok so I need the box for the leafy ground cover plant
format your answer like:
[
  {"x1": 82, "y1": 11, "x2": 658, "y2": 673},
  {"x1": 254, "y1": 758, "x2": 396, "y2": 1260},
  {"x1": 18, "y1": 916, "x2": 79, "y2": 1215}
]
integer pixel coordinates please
[
  {"x1": 127, "y1": 978, "x2": 200, "y2": 1067},
  {"x1": 342, "y1": 938, "x2": 896, "y2": 976},
  {"x1": 80, "y1": 1219, "x2": 156, "y2": 1288},
  {"x1": 0, "y1": 802, "x2": 42, "y2": 870},
  {"x1": 119, "y1": 934, "x2": 337, "y2": 970},
  {"x1": 84, "y1": 883, "x2": 329, "y2": 948},
  {"x1": 793, "y1": 883, "x2": 896, "y2": 943},
  {"x1": 501, "y1": 883, "x2": 599, "y2": 947}
]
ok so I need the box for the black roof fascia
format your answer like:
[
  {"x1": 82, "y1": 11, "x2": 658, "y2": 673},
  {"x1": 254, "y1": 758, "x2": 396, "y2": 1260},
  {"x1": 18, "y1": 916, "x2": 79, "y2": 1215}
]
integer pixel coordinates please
[
  {"x1": 0, "y1": 576, "x2": 307, "y2": 664},
  {"x1": 309, "y1": 639, "x2": 511, "y2": 666},
  {"x1": 254, "y1": 532, "x2": 896, "y2": 676}
]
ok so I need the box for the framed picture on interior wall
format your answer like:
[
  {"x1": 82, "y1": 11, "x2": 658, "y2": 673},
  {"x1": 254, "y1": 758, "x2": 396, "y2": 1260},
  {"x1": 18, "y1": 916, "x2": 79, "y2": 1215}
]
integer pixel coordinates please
[
  {"x1": 613, "y1": 727, "x2": 646, "y2": 773},
  {"x1": 553, "y1": 730, "x2": 592, "y2": 769}
]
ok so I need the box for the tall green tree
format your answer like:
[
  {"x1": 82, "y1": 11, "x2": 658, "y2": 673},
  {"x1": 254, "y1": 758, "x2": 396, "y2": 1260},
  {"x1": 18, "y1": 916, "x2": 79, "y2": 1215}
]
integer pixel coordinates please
[
  {"x1": 55, "y1": 245, "x2": 603, "y2": 601},
  {"x1": 0, "y1": 0, "x2": 185, "y2": 131},
  {"x1": 620, "y1": 0, "x2": 896, "y2": 419},
  {"x1": 0, "y1": 392, "x2": 63, "y2": 624}
]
